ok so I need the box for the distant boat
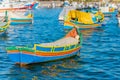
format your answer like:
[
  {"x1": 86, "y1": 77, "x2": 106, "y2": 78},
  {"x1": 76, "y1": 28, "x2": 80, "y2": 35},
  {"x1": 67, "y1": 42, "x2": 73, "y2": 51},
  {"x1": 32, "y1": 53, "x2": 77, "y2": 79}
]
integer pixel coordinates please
[
  {"x1": 95, "y1": 0, "x2": 117, "y2": 17},
  {"x1": 64, "y1": 10, "x2": 104, "y2": 29},
  {"x1": 0, "y1": 1, "x2": 38, "y2": 10},
  {"x1": 0, "y1": 22, "x2": 9, "y2": 34},
  {"x1": 0, "y1": 11, "x2": 9, "y2": 34},
  {"x1": 92, "y1": 7, "x2": 116, "y2": 17},
  {"x1": 9, "y1": 10, "x2": 33, "y2": 24},
  {"x1": 6, "y1": 27, "x2": 82, "y2": 65},
  {"x1": 63, "y1": 0, "x2": 70, "y2": 7}
]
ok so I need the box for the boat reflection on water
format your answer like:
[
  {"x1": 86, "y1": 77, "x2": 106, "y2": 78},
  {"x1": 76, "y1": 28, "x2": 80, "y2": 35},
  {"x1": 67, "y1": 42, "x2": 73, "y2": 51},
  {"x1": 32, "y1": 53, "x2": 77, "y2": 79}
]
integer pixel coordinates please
[
  {"x1": 81, "y1": 28, "x2": 104, "y2": 38},
  {"x1": 64, "y1": 27, "x2": 104, "y2": 39},
  {"x1": 9, "y1": 56, "x2": 83, "y2": 79}
]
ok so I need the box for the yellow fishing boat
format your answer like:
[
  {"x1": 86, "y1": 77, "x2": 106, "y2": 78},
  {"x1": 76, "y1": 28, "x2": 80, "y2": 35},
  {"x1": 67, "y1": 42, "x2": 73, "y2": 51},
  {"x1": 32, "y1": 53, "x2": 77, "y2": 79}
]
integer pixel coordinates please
[{"x1": 64, "y1": 10, "x2": 104, "y2": 29}]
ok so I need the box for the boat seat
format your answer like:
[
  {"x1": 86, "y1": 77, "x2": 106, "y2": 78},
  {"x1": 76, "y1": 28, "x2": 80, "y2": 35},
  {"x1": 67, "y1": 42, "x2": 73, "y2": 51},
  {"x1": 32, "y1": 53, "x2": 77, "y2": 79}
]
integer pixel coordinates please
[{"x1": 40, "y1": 37, "x2": 79, "y2": 47}]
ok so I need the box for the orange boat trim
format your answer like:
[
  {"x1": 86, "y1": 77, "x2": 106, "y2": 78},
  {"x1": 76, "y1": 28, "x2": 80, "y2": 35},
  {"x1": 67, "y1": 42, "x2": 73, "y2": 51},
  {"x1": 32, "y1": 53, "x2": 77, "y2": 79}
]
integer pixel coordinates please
[
  {"x1": 7, "y1": 50, "x2": 19, "y2": 53},
  {"x1": 36, "y1": 47, "x2": 80, "y2": 56},
  {"x1": 22, "y1": 51, "x2": 35, "y2": 54}
]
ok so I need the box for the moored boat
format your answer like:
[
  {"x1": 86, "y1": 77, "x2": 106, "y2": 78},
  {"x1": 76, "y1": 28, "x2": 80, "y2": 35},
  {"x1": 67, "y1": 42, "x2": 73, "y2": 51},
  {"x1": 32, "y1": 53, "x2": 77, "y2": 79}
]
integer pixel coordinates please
[
  {"x1": 92, "y1": 7, "x2": 116, "y2": 17},
  {"x1": 64, "y1": 10, "x2": 104, "y2": 29},
  {"x1": 0, "y1": 22, "x2": 9, "y2": 34},
  {"x1": 6, "y1": 27, "x2": 82, "y2": 65},
  {"x1": 9, "y1": 11, "x2": 33, "y2": 25},
  {"x1": 0, "y1": 1, "x2": 38, "y2": 11},
  {"x1": 0, "y1": 11, "x2": 9, "y2": 34}
]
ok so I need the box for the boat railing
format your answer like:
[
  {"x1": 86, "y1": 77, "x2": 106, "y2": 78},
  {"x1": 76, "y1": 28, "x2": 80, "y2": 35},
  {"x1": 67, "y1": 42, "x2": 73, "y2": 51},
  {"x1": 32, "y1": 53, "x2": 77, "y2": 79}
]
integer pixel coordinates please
[
  {"x1": 7, "y1": 43, "x2": 80, "y2": 54},
  {"x1": 34, "y1": 43, "x2": 80, "y2": 52}
]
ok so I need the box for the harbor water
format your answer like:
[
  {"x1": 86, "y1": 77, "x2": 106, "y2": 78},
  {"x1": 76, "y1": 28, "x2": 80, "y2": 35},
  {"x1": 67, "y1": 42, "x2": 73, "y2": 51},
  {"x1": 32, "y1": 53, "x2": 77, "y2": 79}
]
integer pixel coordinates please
[{"x1": 0, "y1": 8, "x2": 120, "y2": 80}]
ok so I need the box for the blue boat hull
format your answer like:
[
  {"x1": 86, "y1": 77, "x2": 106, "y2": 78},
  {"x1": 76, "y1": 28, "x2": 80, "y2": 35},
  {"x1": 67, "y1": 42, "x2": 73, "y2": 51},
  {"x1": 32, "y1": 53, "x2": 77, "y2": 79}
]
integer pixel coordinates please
[{"x1": 8, "y1": 50, "x2": 80, "y2": 64}]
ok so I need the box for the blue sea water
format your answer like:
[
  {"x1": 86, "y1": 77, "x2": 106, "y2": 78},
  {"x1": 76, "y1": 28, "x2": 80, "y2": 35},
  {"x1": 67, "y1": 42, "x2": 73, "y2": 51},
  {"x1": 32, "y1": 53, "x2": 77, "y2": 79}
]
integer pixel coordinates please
[{"x1": 0, "y1": 8, "x2": 120, "y2": 80}]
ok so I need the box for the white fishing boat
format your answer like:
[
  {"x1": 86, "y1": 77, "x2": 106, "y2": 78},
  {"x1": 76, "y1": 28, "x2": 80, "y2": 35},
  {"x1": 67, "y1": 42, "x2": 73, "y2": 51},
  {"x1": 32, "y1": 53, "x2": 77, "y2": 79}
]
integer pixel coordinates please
[{"x1": 0, "y1": 0, "x2": 38, "y2": 10}]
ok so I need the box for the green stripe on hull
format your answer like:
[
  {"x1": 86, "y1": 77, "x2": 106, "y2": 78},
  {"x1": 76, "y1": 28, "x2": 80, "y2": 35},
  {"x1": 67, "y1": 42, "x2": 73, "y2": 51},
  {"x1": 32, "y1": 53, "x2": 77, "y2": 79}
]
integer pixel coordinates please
[{"x1": 6, "y1": 46, "x2": 35, "y2": 52}]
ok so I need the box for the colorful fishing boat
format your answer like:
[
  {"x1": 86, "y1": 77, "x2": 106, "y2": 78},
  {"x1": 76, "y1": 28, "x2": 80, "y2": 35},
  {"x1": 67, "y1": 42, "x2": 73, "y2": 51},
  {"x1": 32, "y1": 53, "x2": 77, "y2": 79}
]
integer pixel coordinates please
[
  {"x1": 6, "y1": 28, "x2": 82, "y2": 65},
  {"x1": 64, "y1": 10, "x2": 104, "y2": 29},
  {"x1": 0, "y1": 1, "x2": 38, "y2": 11},
  {"x1": 0, "y1": 11, "x2": 9, "y2": 34},
  {"x1": 0, "y1": 22, "x2": 9, "y2": 34},
  {"x1": 9, "y1": 11, "x2": 33, "y2": 25}
]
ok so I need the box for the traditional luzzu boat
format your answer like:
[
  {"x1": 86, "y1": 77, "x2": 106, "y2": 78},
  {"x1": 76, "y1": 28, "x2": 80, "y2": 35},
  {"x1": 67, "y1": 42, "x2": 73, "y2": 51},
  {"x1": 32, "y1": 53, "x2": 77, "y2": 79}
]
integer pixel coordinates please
[
  {"x1": 64, "y1": 10, "x2": 104, "y2": 29},
  {"x1": 9, "y1": 11, "x2": 33, "y2": 25},
  {"x1": 0, "y1": 11, "x2": 9, "y2": 34},
  {"x1": 6, "y1": 28, "x2": 82, "y2": 65}
]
